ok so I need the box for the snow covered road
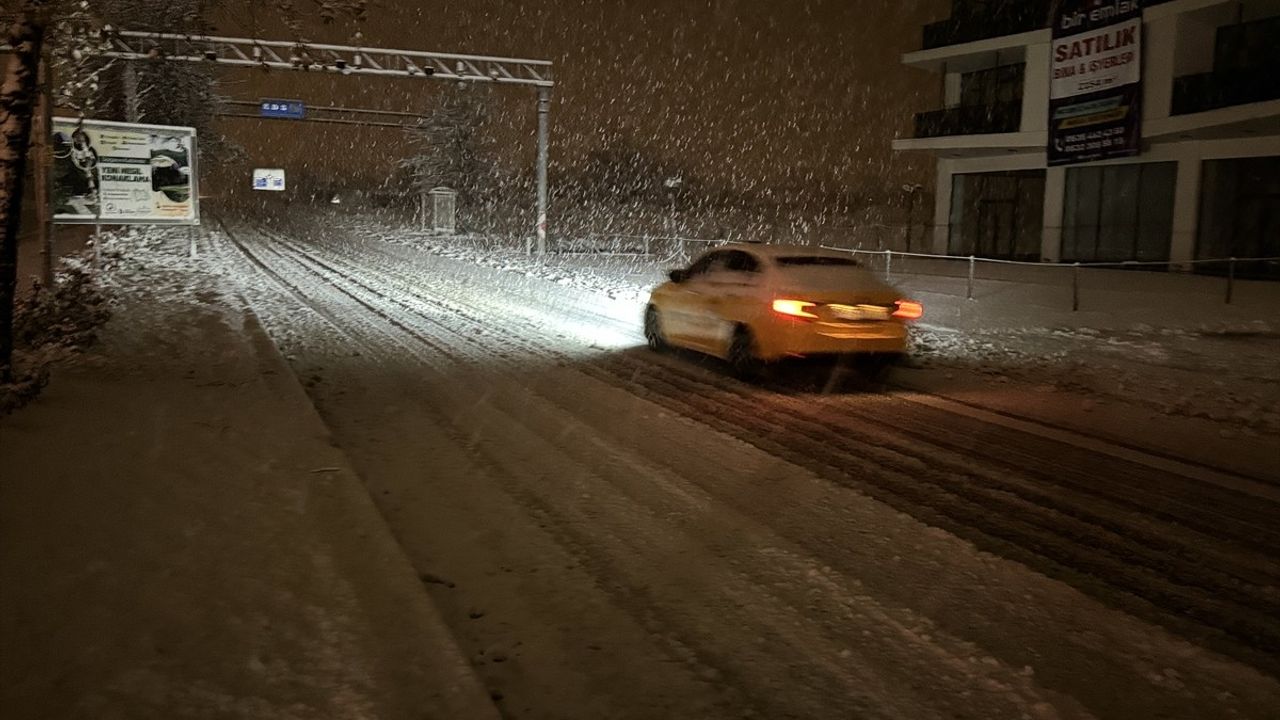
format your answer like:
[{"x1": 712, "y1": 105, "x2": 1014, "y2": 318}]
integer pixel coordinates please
[{"x1": 200, "y1": 215, "x2": 1279, "y2": 719}]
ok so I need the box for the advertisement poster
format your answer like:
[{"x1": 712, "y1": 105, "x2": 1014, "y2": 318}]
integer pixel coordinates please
[
  {"x1": 1048, "y1": 0, "x2": 1143, "y2": 166},
  {"x1": 252, "y1": 168, "x2": 287, "y2": 191},
  {"x1": 52, "y1": 117, "x2": 199, "y2": 225}
]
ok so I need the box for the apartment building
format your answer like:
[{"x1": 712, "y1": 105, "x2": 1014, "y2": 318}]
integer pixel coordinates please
[{"x1": 893, "y1": 0, "x2": 1280, "y2": 276}]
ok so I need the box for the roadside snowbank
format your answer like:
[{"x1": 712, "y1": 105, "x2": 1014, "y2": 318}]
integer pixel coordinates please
[
  {"x1": 2, "y1": 221, "x2": 502, "y2": 720},
  {"x1": 1, "y1": 255, "x2": 112, "y2": 414}
]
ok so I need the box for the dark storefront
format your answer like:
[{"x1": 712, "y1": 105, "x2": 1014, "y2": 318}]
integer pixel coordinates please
[
  {"x1": 1062, "y1": 163, "x2": 1177, "y2": 263},
  {"x1": 948, "y1": 170, "x2": 1045, "y2": 261},
  {"x1": 1197, "y1": 156, "x2": 1280, "y2": 279}
]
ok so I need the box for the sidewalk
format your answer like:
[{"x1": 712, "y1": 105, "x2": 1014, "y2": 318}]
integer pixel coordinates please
[{"x1": 0, "y1": 247, "x2": 498, "y2": 719}]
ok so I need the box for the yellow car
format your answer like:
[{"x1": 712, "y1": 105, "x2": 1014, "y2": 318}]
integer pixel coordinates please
[{"x1": 644, "y1": 244, "x2": 922, "y2": 379}]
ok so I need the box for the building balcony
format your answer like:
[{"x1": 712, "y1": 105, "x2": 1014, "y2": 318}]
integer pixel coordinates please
[
  {"x1": 914, "y1": 0, "x2": 1180, "y2": 57},
  {"x1": 920, "y1": 0, "x2": 1050, "y2": 50},
  {"x1": 1172, "y1": 69, "x2": 1280, "y2": 115},
  {"x1": 1171, "y1": 16, "x2": 1280, "y2": 115},
  {"x1": 913, "y1": 101, "x2": 1022, "y2": 138}
]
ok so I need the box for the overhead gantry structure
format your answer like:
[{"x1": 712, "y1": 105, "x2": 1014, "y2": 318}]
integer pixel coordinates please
[{"x1": 5, "y1": 25, "x2": 557, "y2": 250}]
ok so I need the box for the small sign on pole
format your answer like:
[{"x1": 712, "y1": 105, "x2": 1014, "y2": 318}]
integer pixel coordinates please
[
  {"x1": 259, "y1": 99, "x2": 306, "y2": 120},
  {"x1": 252, "y1": 168, "x2": 286, "y2": 191}
]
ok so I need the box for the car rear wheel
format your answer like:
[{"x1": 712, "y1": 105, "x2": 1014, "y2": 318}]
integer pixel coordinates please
[
  {"x1": 847, "y1": 353, "x2": 898, "y2": 386},
  {"x1": 644, "y1": 306, "x2": 667, "y2": 352},
  {"x1": 727, "y1": 327, "x2": 765, "y2": 381}
]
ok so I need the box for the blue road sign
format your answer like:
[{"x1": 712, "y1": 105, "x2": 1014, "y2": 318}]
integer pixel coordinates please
[
  {"x1": 252, "y1": 177, "x2": 286, "y2": 190},
  {"x1": 259, "y1": 99, "x2": 306, "y2": 120}
]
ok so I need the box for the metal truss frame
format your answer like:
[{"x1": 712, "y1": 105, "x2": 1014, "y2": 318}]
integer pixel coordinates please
[{"x1": 99, "y1": 28, "x2": 554, "y2": 88}]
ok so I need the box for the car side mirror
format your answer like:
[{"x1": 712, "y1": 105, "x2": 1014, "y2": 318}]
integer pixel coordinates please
[{"x1": 668, "y1": 268, "x2": 689, "y2": 283}]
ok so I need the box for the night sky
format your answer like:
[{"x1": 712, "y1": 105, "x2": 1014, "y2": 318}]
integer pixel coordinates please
[{"x1": 210, "y1": 0, "x2": 948, "y2": 203}]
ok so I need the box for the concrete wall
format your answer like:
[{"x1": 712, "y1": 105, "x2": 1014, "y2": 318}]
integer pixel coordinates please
[
  {"x1": 1145, "y1": 14, "x2": 1180, "y2": 119},
  {"x1": 1020, "y1": 42, "x2": 1050, "y2": 133},
  {"x1": 1244, "y1": 0, "x2": 1280, "y2": 21},
  {"x1": 1173, "y1": 4, "x2": 1232, "y2": 77}
]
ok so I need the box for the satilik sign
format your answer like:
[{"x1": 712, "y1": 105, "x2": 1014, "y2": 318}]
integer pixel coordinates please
[{"x1": 1048, "y1": 0, "x2": 1143, "y2": 166}]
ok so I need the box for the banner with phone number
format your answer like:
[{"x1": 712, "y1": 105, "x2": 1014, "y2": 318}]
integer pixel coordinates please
[{"x1": 1048, "y1": 1, "x2": 1143, "y2": 166}]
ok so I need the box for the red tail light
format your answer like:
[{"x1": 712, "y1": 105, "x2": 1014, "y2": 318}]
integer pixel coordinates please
[
  {"x1": 772, "y1": 299, "x2": 818, "y2": 319},
  {"x1": 893, "y1": 300, "x2": 924, "y2": 320}
]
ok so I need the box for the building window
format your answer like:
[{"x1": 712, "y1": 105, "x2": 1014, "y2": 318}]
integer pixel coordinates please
[
  {"x1": 1171, "y1": 15, "x2": 1280, "y2": 114},
  {"x1": 922, "y1": 0, "x2": 1052, "y2": 49},
  {"x1": 1062, "y1": 163, "x2": 1176, "y2": 263},
  {"x1": 1198, "y1": 156, "x2": 1280, "y2": 280},
  {"x1": 948, "y1": 170, "x2": 1045, "y2": 261},
  {"x1": 960, "y1": 63, "x2": 1024, "y2": 109}
]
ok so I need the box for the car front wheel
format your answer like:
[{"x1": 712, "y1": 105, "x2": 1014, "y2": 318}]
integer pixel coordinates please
[
  {"x1": 644, "y1": 306, "x2": 667, "y2": 352},
  {"x1": 727, "y1": 327, "x2": 765, "y2": 381}
]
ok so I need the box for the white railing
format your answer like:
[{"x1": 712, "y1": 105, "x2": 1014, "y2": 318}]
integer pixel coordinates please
[
  {"x1": 819, "y1": 246, "x2": 1280, "y2": 308},
  {"x1": 544, "y1": 230, "x2": 1277, "y2": 308},
  {"x1": 559, "y1": 233, "x2": 728, "y2": 261}
]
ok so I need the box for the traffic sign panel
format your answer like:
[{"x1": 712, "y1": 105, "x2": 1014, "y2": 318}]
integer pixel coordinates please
[
  {"x1": 252, "y1": 168, "x2": 287, "y2": 191},
  {"x1": 259, "y1": 99, "x2": 306, "y2": 119}
]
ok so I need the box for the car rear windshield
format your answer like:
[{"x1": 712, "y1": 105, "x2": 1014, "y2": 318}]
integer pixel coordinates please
[{"x1": 774, "y1": 256, "x2": 861, "y2": 267}]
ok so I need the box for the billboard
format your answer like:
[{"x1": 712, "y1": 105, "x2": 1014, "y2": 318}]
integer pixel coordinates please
[
  {"x1": 252, "y1": 168, "x2": 287, "y2": 191},
  {"x1": 51, "y1": 118, "x2": 199, "y2": 225},
  {"x1": 1048, "y1": 0, "x2": 1143, "y2": 166}
]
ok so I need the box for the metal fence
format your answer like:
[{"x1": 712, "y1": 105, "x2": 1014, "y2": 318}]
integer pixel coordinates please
[
  {"x1": 555, "y1": 233, "x2": 729, "y2": 262},
  {"x1": 409, "y1": 228, "x2": 1277, "y2": 310},
  {"x1": 819, "y1": 246, "x2": 1280, "y2": 309}
]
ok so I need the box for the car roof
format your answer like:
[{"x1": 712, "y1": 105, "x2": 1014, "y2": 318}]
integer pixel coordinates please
[{"x1": 712, "y1": 243, "x2": 858, "y2": 261}]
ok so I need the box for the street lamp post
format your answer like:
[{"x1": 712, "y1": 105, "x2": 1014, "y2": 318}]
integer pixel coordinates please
[
  {"x1": 664, "y1": 175, "x2": 683, "y2": 257},
  {"x1": 536, "y1": 86, "x2": 551, "y2": 254},
  {"x1": 902, "y1": 183, "x2": 924, "y2": 253}
]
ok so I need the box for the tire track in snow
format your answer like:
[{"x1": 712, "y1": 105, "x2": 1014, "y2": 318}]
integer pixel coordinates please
[
  {"x1": 222, "y1": 224, "x2": 770, "y2": 717},
  {"x1": 225, "y1": 224, "x2": 1096, "y2": 719},
  {"x1": 299, "y1": 225, "x2": 1280, "y2": 579},
  {"x1": 277, "y1": 223, "x2": 1280, "y2": 678}
]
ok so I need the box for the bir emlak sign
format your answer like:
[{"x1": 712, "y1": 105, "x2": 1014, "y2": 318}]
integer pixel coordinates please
[{"x1": 1048, "y1": 0, "x2": 1143, "y2": 166}]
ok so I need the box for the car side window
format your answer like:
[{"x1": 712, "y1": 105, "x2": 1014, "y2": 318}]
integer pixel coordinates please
[
  {"x1": 687, "y1": 251, "x2": 727, "y2": 278},
  {"x1": 723, "y1": 251, "x2": 760, "y2": 274}
]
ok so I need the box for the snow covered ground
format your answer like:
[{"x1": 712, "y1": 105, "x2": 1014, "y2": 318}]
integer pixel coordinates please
[
  {"x1": 335, "y1": 212, "x2": 1280, "y2": 445},
  {"x1": 1, "y1": 226, "x2": 499, "y2": 719},
  {"x1": 91, "y1": 209, "x2": 1271, "y2": 720},
  {"x1": 11, "y1": 212, "x2": 1275, "y2": 719}
]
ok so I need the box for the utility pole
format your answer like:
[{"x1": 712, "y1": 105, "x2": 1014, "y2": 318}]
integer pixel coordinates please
[
  {"x1": 123, "y1": 61, "x2": 139, "y2": 122},
  {"x1": 664, "y1": 175, "x2": 683, "y2": 235},
  {"x1": 535, "y1": 86, "x2": 551, "y2": 254}
]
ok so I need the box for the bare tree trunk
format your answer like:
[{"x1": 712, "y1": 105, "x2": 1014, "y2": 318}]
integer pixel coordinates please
[
  {"x1": 0, "y1": 8, "x2": 48, "y2": 384},
  {"x1": 35, "y1": 56, "x2": 53, "y2": 288}
]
